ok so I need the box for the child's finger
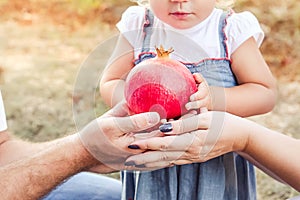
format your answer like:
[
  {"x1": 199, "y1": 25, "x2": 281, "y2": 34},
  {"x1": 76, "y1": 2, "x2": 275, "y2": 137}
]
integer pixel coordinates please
[
  {"x1": 190, "y1": 89, "x2": 208, "y2": 101},
  {"x1": 185, "y1": 99, "x2": 208, "y2": 110},
  {"x1": 193, "y1": 73, "x2": 205, "y2": 84},
  {"x1": 179, "y1": 110, "x2": 197, "y2": 119}
]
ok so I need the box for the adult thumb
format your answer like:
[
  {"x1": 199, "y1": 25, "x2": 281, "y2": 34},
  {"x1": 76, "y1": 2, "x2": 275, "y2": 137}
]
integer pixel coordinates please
[{"x1": 115, "y1": 112, "x2": 160, "y2": 134}]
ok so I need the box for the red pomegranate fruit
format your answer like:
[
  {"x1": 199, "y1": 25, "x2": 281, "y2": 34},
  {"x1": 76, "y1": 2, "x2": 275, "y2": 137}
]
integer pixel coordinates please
[{"x1": 124, "y1": 46, "x2": 198, "y2": 119}]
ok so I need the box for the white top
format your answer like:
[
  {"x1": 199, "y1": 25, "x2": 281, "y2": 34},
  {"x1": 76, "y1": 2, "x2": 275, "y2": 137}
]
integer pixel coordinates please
[
  {"x1": 117, "y1": 6, "x2": 264, "y2": 62},
  {"x1": 0, "y1": 91, "x2": 7, "y2": 132}
]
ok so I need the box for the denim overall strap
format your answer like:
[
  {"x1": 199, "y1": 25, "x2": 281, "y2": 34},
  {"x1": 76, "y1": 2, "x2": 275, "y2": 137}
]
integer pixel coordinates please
[
  {"x1": 134, "y1": 9, "x2": 156, "y2": 65},
  {"x1": 185, "y1": 11, "x2": 236, "y2": 88},
  {"x1": 218, "y1": 11, "x2": 230, "y2": 59},
  {"x1": 142, "y1": 9, "x2": 154, "y2": 52}
]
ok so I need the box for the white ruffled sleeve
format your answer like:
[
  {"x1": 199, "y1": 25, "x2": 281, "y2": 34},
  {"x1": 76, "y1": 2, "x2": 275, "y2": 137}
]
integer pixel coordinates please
[
  {"x1": 116, "y1": 6, "x2": 146, "y2": 33},
  {"x1": 226, "y1": 11, "x2": 264, "y2": 56},
  {"x1": 116, "y1": 6, "x2": 147, "y2": 48}
]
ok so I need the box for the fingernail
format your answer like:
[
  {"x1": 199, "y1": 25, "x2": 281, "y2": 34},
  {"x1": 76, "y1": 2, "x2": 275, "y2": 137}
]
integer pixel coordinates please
[
  {"x1": 147, "y1": 112, "x2": 160, "y2": 124},
  {"x1": 159, "y1": 123, "x2": 173, "y2": 133},
  {"x1": 124, "y1": 161, "x2": 136, "y2": 166},
  {"x1": 135, "y1": 164, "x2": 146, "y2": 168},
  {"x1": 128, "y1": 144, "x2": 140, "y2": 149},
  {"x1": 185, "y1": 104, "x2": 191, "y2": 110}
]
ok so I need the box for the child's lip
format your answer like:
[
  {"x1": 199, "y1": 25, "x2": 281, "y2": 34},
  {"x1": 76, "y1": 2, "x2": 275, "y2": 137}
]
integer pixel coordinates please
[
  {"x1": 169, "y1": 12, "x2": 192, "y2": 19},
  {"x1": 170, "y1": 11, "x2": 191, "y2": 15}
]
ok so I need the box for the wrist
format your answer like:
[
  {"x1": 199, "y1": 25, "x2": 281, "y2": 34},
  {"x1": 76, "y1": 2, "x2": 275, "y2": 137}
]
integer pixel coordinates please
[
  {"x1": 209, "y1": 86, "x2": 226, "y2": 111},
  {"x1": 240, "y1": 120, "x2": 262, "y2": 155},
  {"x1": 70, "y1": 134, "x2": 99, "y2": 169},
  {"x1": 227, "y1": 114, "x2": 250, "y2": 152}
]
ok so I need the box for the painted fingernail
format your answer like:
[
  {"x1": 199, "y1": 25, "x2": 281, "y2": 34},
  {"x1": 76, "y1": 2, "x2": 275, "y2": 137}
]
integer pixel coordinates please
[
  {"x1": 128, "y1": 144, "x2": 140, "y2": 149},
  {"x1": 124, "y1": 161, "x2": 136, "y2": 166},
  {"x1": 159, "y1": 123, "x2": 173, "y2": 133}
]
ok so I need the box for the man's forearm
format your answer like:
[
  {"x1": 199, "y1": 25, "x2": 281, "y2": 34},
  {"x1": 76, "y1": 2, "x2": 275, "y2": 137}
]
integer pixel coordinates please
[
  {"x1": 0, "y1": 134, "x2": 98, "y2": 199},
  {"x1": 0, "y1": 130, "x2": 58, "y2": 165}
]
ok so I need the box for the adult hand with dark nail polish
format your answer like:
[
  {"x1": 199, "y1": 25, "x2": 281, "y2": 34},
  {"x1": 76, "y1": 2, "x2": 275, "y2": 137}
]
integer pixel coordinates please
[{"x1": 125, "y1": 111, "x2": 300, "y2": 192}]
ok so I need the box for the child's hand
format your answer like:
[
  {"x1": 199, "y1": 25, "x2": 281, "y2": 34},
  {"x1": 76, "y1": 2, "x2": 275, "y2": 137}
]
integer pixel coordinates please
[{"x1": 185, "y1": 73, "x2": 211, "y2": 112}]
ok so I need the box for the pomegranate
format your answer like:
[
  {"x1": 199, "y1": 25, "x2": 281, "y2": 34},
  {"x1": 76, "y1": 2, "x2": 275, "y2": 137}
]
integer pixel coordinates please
[{"x1": 124, "y1": 46, "x2": 198, "y2": 119}]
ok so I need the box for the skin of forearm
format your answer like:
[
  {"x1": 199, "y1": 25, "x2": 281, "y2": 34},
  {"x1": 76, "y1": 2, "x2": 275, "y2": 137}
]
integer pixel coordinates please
[
  {"x1": 0, "y1": 134, "x2": 99, "y2": 199},
  {"x1": 210, "y1": 83, "x2": 277, "y2": 117},
  {"x1": 0, "y1": 137, "x2": 55, "y2": 166},
  {"x1": 244, "y1": 123, "x2": 300, "y2": 192},
  {"x1": 237, "y1": 152, "x2": 285, "y2": 184},
  {"x1": 100, "y1": 79, "x2": 125, "y2": 107}
]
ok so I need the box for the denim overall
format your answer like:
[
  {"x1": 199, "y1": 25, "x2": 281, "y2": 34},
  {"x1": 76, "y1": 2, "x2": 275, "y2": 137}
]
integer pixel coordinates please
[{"x1": 121, "y1": 10, "x2": 256, "y2": 200}]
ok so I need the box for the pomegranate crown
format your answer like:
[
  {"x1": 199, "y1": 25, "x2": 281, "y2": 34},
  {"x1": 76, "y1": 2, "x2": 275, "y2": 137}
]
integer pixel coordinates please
[{"x1": 155, "y1": 45, "x2": 174, "y2": 58}]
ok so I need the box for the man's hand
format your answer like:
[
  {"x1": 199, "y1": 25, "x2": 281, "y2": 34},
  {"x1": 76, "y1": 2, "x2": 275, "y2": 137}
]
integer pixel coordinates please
[{"x1": 78, "y1": 102, "x2": 160, "y2": 172}]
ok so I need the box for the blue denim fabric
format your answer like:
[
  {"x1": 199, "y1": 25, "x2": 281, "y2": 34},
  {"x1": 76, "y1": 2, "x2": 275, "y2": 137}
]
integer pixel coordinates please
[
  {"x1": 121, "y1": 10, "x2": 256, "y2": 200},
  {"x1": 42, "y1": 172, "x2": 122, "y2": 200}
]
